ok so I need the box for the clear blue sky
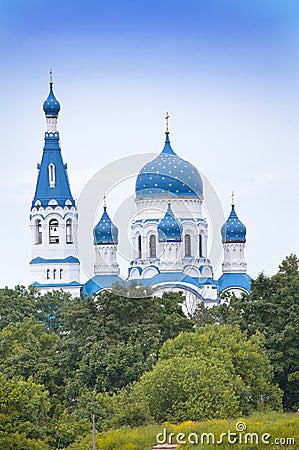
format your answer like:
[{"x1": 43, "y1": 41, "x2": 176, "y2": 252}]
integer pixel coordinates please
[{"x1": 0, "y1": 0, "x2": 298, "y2": 286}]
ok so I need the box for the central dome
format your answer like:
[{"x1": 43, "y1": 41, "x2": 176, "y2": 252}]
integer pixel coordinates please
[{"x1": 135, "y1": 132, "x2": 203, "y2": 199}]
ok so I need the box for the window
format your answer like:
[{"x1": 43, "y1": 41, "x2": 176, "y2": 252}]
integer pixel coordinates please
[
  {"x1": 199, "y1": 233, "x2": 203, "y2": 257},
  {"x1": 149, "y1": 234, "x2": 156, "y2": 257},
  {"x1": 53, "y1": 269, "x2": 56, "y2": 279},
  {"x1": 48, "y1": 164, "x2": 56, "y2": 188},
  {"x1": 60, "y1": 269, "x2": 63, "y2": 279},
  {"x1": 185, "y1": 234, "x2": 191, "y2": 257},
  {"x1": 66, "y1": 219, "x2": 73, "y2": 244},
  {"x1": 35, "y1": 219, "x2": 42, "y2": 245},
  {"x1": 138, "y1": 235, "x2": 142, "y2": 259},
  {"x1": 46, "y1": 269, "x2": 50, "y2": 280},
  {"x1": 49, "y1": 219, "x2": 59, "y2": 244}
]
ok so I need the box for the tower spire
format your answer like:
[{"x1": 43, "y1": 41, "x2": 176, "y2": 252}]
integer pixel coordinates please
[
  {"x1": 165, "y1": 112, "x2": 170, "y2": 133},
  {"x1": 49, "y1": 68, "x2": 53, "y2": 85},
  {"x1": 231, "y1": 191, "x2": 235, "y2": 207}
]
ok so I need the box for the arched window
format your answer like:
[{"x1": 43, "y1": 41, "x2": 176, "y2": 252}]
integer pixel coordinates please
[
  {"x1": 149, "y1": 234, "x2": 156, "y2": 257},
  {"x1": 49, "y1": 219, "x2": 59, "y2": 244},
  {"x1": 185, "y1": 234, "x2": 191, "y2": 257},
  {"x1": 138, "y1": 235, "x2": 142, "y2": 259},
  {"x1": 46, "y1": 269, "x2": 50, "y2": 280},
  {"x1": 199, "y1": 233, "x2": 203, "y2": 257},
  {"x1": 66, "y1": 219, "x2": 73, "y2": 244},
  {"x1": 48, "y1": 164, "x2": 56, "y2": 188},
  {"x1": 60, "y1": 269, "x2": 63, "y2": 279},
  {"x1": 35, "y1": 219, "x2": 42, "y2": 245},
  {"x1": 53, "y1": 269, "x2": 56, "y2": 279}
]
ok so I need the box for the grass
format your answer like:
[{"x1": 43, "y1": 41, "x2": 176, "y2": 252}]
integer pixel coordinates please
[{"x1": 67, "y1": 412, "x2": 299, "y2": 449}]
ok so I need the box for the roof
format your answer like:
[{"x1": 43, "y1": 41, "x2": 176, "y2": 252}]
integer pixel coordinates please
[
  {"x1": 32, "y1": 281, "x2": 82, "y2": 287},
  {"x1": 93, "y1": 206, "x2": 118, "y2": 244},
  {"x1": 30, "y1": 256, "x2": 79, "y2": 265},
  {"x1": 135, "y1": 132, "x2": 203, "y2": 200},
  {"x1": 221, "y1": 205, "x2": 246, "y2": 243},
  {"x1": 218, "y1": 272, "x2": 251, "y2": 293},
  {"x1": 81, "y1": 271, "x2": 218, "y2": 300},
  {"x1": 81, "y1": 274, "x2": 125, "y2": 296},
  {"x1": 157, "y1": 202, "x2": 182, "y2": 242},
  {"x1": 31, "y1": 132, "x2": 75, "y2": 209},
  {"x1": 43, "y1": 83, "x2": 60, "y2": 118}
]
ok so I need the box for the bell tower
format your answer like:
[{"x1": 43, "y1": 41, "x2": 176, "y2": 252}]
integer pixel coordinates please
[{"x1": 29, "y1": 72, "x2": 81, "y2": 296}]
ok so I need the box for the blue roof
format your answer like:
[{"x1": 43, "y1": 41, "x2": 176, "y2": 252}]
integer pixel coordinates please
[
  {"x1": 135, "y1": 132, "x2": 203, "y2": 199},
  {"x1": 81, "y1": 271, "x2": 218, "y2": 299},
  {"x1": 43, "y1": 83, "x2": 60, "y2": 118},
  {"x1": 157, "y1": 202, "x2": 182, "y2": 242},
  {"x1": 221, "y1": 205, "x2": 246, "y2": 243},
  {"x1": 218, "y1": 272, "x2": 251, "y2": 293},
  {"x1": 127, "y1": 272, "x2": 218, "y2": 300},
  {"x1": 32, "y1": 281, "x2": 82, "y2": 288},
  {"x1": 81, "y1": 274, "x2": 124, "y2": 296},
  {"x1": 93, "y1": 206, "x2": 118, "y2": 244},
  {"x1": 31, "y1": 132, "x2": 75, "y2": 209},
  {"x1": 30, "y1": 256, "x2": 79, "y2": 264}
]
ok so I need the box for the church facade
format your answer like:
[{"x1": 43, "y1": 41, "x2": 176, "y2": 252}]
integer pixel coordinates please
[{"x1": 30, "y1": 77, "x2": 251, "y2": 307}]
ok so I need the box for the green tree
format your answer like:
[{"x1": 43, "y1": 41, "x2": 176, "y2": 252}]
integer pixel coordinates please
[
  {"x1": 134, "y1": 325, "x2": 282, "y2": 422},
  {"x1": 206, "y1": 254, "x2": 299, "y2": 411},
  {"x1": 0, "y1": 286, "x2": 38, "y2": 330},
  {"x1": 136, "y1": 355, "x2": 241, "y2": 422},
  {"x1": 56, "y1": 284, "x2": 193, "y2": 401},
  {"x1": 0, "y1": 318, "x2": 60, "y2": 393},
  {"x1": 75, "y1": 339, "x2": 146, "y2": 392},
  {"x1": 0, "y1": 373, "x2": 50, "y2": 444}
]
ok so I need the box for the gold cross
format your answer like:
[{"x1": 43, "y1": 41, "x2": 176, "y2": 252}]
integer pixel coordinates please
[
  {"x1": 231, "y1": 191, "x2": 235, "y2": 206},
  {"x1": 49, "y1": 68, "x2": 53, "y2": 85}
]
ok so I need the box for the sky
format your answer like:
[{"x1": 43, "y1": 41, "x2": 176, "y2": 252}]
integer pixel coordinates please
[{"x1": 0, "y1": 0, "x2": 299, "y2": 287}]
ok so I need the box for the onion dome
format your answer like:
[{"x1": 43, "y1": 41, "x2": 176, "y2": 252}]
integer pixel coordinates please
[
  {"x1": 93, "y1": 203, "x2": 118, "y2": 245},
  {"x1": 43, "y1": 71, "x2": 60, "y2": 118},
  {"x1": 135, "y1": 131, "x2": 203, "y2": 199},
  {"x1": 221, "y1": 200, "x2": 246, "y2": 243},
  {"x1": 157, "y1": 202, "x2": 182, "y2": 242}
]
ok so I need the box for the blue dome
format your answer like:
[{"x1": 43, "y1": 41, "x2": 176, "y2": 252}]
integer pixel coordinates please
[
  {"x1": 135, "y1": 132, "x2": 203, "y2": 199},
  {"x1": 221, "y1": 205, "x2": 246, "y2": 243},
  {"x1": 93, "y1": 206, "x2": 118, "y2": 245},
  {"x1": 157, "y1": 202, "x2": 182, "y2": 242},
  {"x1": 43, "y1": 83, "x2": 60, "y2": 118}
]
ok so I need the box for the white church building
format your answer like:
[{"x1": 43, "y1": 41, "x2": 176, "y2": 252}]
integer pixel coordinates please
[{"x1": 30, "y1": 76, "x2": 251, "y2": 306}]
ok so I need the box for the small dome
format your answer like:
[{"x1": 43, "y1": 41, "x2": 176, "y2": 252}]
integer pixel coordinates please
[
  {"x1": 157, "y1": 202, "x2": 182, "y2": 242},
  {"x1": 43, "y1": 83, "x2": 60, "y2": 118},
  {"x1": 93, "y1": 206, "x2": 118, "y2": 245},
  {"x1": 135, "y1": 132, "x2": 203, "y2": 199},
  {"x1": 221, "y1": 205, "x2": 246, "y2": 243}
]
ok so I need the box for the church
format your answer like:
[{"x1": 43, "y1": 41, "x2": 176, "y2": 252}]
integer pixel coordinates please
[{"x1": 29, "y1": 76, "x2": 251, "y2": 309}]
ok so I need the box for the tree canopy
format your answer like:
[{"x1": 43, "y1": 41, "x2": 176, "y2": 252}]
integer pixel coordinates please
[{"x1": 0, "y1": 254, "x2": 297, "y2": 447}]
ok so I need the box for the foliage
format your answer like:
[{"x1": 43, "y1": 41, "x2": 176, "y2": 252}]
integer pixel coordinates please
[
  {"x1": 134, "y1": 325, "x2": 281, "y2": 422},
  {"x1": 0, "y1": 318, "x2": 59, "y2": 385},
  {"x1": 0, "y1": 286, "x2": 69, "y2": 332},
  {"x1": 0, "y1": 283, "x2": 193, "y2": 447},
  {"x1": 202, "y1": 254, "x2": 299, "y2": 411},
  {"x1": 67, "y1": 412, "x2": 299, "y2": 450},
  {"x1": 137, "y1": 355, "x2": 241, "y2": 422},
  {"x1": 0, "y1": 256, "x2": 297, "y2": 447},
  {"x1": 160, "y1": 324, "x2": 282, "y2": 414},
  {"x1": 0, "y1": 372, "x2": 50, "y2": 446}
]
